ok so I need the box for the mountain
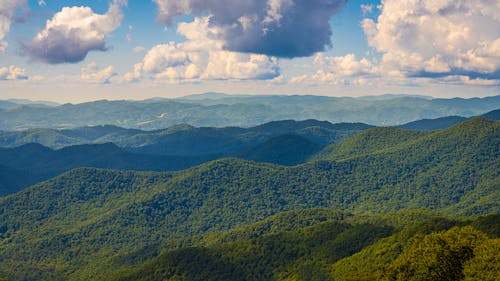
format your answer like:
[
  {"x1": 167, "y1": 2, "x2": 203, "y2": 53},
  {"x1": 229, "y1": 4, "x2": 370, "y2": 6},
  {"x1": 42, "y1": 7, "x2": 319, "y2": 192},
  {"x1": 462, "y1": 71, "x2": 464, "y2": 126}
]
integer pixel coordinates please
[
  {"x1": 0, "y1": 121, "x2": 372, "y2": 195},
  {"x1": 0, "y1": 120, "x2": 369, "y2": 151},
  {"x1": 312, "y1": 127, "x2": 428, "y2": 161},
  {"x1": 0, "y1": 143, "x2": 217, "y2": 196},
  {"x1": 482, "y1": 108, "x2": 500, "y2": 120},
  {"x1": 6, "y1": 99, "x2": 59, "y2": 107},
  {"x1": 398, "y1": 116, "x2": 468, "y2": 130},
  {"x1": 235, "y1": 134, "x2": 323, "y2": 165},
  {"x1": 1, "y1": 95, "x2": 499, "y2": 130},
  {"x1": 397, "y1": 108, "x2": 500, "y2": 131},
  {"x1": 112, "y1": 213, "x2": 498, "y2": 281},
  {"x1": 0, "y1": 118, "x2": 497, "y2": 280}
]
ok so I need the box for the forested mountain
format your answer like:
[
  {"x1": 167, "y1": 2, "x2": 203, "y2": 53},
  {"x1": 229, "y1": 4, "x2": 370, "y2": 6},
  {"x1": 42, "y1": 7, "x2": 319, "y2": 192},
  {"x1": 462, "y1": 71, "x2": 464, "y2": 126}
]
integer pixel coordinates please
[
  {"x1": 114, "y1": 213, "x2": 498, "y2": 281},
  {"x1": 398, "y1": 116, "x2": 468, "y2": 131},
  {"x1": 0, "y1": 120, "x2": 370, "y2": 150},
  {"x1": 0, "y1": 143, "x2": 218, "y2": 196},
  {"x1": 0, "y1": 117, "x2": 497, "y2": 280},
  {"x1": 397, "y1": 108, "x2": 500, "y2": 131},
  {"x1": 0, "y1": 120, "x2": 372, "y2": 196},
  {"x1": 0, "y1": 94, "x2": 498, "y2": 130}
]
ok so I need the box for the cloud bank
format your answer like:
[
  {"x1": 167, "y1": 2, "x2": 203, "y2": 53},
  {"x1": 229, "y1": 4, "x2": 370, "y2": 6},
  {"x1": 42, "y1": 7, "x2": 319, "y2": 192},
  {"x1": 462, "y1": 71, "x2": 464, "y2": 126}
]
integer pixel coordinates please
[
  {"x1": 126, "y1": 17, "x2": 279, "y2": 82},
  {"x1": 22, "y1": 0, "x2": 127, "y2": 64},
  {"x1": 0, "y1": 65, "x2": 28, "y2": 80},
  {"x1": 363, "y1": 0, "x2": 500, "y2": 80},
  {"x1": 0, "y1": 0, "x2": 26, "y2": 53},
  {"x1": 153, "y1": 0, "x2": 348, "y2": 58}
]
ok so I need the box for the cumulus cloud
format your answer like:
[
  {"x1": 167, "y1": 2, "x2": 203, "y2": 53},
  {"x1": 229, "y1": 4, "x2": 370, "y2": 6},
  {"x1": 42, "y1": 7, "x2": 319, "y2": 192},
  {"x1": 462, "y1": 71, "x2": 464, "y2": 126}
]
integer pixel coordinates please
[
  {"x1": 126, "y1": 17, "x2": 279, "y2": 82},
  {"x1": 288, "y1": 53, "x2": 378, "y2": 85},
  {"x1": 22, "y1": 0, "x2": 127, "y2": 64},
  {"x1": 81, "y1": 62, "x2": 117, "y2": 84},
  {"x1": 0, "y1": 0, "x2": 26, "y2": 52},
  {"x1": 0, "y1": 65, "x2": 28, "y2": 80},
  {"x1": 153, "y1": 0, "x2": 347, "y2": 58},
  {"x1": 363, "y1": 0, "x2": 500, "y2": 80}
]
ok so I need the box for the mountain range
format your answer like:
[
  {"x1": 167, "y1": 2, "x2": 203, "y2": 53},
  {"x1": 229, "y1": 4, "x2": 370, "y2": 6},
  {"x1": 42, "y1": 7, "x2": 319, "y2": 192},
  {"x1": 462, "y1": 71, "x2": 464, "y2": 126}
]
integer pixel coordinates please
[
  {"x1": 0, "y1": 120, "x2": 373, "y2": 196},
  {"x1": 1, "y1": 94, "x2": 499, "y2": 130},
  {"x1": 0, "y1": 117, "x2": 498, "y2": 280}
]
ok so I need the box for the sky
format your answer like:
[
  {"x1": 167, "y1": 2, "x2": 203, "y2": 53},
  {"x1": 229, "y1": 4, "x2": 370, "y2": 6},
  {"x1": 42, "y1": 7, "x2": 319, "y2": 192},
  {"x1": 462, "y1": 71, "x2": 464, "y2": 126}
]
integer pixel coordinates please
[{"x1": 0, "y1": 0, "x2": 499, "y2": 102}]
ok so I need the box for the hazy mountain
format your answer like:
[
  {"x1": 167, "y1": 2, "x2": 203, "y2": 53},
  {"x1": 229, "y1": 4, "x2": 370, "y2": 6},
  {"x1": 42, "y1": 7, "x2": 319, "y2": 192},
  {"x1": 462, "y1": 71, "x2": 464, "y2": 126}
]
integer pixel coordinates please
[
  {"x1": 398, "y1": 116, "x2": 469, "y2": 130},
  {"x1": 1, "y1": 95, "x2": 499, "y2": 130},
  {"x1": 0, "y1": 120, "x2": 370, "y2": 150},
  {"x1": 397, "y1": 108, "x2": 500, "y2": 131},
  {"x1": 0, "y1": 118, "x2": 497, "y2": 280},
  {"x1": 482, "y1": 108, "x2": 500, "y2": 120},
  {"x1": 0, "y1": 143, "x2": 218, "y2": 196}
]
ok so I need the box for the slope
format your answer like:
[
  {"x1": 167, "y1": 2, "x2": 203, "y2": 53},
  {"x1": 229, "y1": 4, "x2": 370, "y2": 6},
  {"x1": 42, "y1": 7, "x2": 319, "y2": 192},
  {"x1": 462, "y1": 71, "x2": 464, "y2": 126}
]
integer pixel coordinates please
[
  {"x1": 0, "y1": 118, "x2": 498, "y2": 280},
  {"x1": 0, "y1": 143, "x2": 217, "y2": 196},
  {"x1": 235, "y1": 134, "x2": 323, "y2": 165}
]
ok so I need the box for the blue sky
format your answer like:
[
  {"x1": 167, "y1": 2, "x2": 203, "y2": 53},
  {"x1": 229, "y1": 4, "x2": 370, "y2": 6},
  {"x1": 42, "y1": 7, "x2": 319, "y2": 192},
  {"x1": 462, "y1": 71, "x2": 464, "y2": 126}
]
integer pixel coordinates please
[{"x1": 0, "y1": 0, "x2": 498, "y2": 102}]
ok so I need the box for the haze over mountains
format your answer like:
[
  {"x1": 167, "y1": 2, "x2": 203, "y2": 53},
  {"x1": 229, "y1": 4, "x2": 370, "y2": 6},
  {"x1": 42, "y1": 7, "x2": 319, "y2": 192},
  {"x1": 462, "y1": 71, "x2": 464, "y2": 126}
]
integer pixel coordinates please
[{"x1": 1, "y1": 94, "x2": 499, "y2": 130}]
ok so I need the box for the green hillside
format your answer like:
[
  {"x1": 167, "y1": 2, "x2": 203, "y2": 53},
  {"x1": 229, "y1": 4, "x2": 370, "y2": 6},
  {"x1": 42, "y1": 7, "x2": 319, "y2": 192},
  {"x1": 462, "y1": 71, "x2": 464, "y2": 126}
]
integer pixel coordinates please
[
  {"x1": 0, "y1": 118, "x2": 498, "y2": 280},
  {"x1": 110, "y1": 213, "x2": 498, "y2": 281},
  {"x1": 312, "y1": 127, "x2": 428, "y2": 161},
  {"x1": 236, "y1": 134, "x2": 323, "y2": 165}
]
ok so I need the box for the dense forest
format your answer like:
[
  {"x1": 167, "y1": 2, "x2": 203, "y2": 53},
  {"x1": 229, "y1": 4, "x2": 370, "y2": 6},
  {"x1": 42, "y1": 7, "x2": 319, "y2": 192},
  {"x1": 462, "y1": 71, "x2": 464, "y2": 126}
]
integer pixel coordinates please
[{"x1": 0, "y1": 117, "x2": 498, "y2": 280}]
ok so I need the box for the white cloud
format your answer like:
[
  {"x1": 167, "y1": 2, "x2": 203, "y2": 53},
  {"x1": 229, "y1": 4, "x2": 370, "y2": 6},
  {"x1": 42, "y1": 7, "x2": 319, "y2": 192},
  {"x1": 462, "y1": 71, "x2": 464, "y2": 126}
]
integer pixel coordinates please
[
  {"x1": 288, "y1": 53, "x2": 378, "y2": 85},
  {"x1": 127, "y1": 17, "x2": 279, "y2": 82},
  {"x1": 360, "y1": 4, "x2": 374, "y2": 16},
  {"x1": 0, "y1": 65, "x2": 28, "y2": 80},
  {"x1": 23, "y1": 0, "x2": 127, "y2": 64},
  {"x1": 132, "y1": 46, "x2": 146, "y2": 53},
  {"x1": 313, "y1": 53, "x2": 377, "y2": 77},
  {"x1": 0, "y1": 0, "x2": 26, "y2": 53},
  {"x1": 363, "y1": 0, "x2": 500, "y2": 80},
  {"x1": 38, "y1": 0, "x2": 46, "y2": 7},
  {"x1": 290, "y1": 75, "x2": 308, "y2": 83},
  {"x1": 81, "y1": 62, "x2": 116, "y2": 84}
]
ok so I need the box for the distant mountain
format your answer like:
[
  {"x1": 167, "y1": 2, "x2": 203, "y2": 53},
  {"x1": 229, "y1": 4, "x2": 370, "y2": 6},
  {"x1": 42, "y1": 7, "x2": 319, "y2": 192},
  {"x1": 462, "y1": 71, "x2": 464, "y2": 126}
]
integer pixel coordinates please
[
  {"x1": 482, "y1": 108, "x2": 500, "y2": 120},
  {"x1": 0, "y1": 120, "x2": 369, "y2": 151},
  {"x1": 357, "y1": 94, "x2": 433, "y2": 100},
  {"x1": 398, "y1": 108, "x2": 500, "y2": 130},
  {"x1": 176, "y1": 92, "x2": 243, "y2": 100},
  {"x1": 0, "y1": 117, "x2": 497, "y2": 280},
  {"x1": 0, "y1": 143, "x2": 217, "y2": 196},
  {"x1": 7, "y1": 99, "x2": 59, "y2": 107},
  {"x1": 399, "y1": 116, "x2": 468, "y2": 130},
  {"x1": 1, "y1": 95, "x2": 499, "y2": 130}
]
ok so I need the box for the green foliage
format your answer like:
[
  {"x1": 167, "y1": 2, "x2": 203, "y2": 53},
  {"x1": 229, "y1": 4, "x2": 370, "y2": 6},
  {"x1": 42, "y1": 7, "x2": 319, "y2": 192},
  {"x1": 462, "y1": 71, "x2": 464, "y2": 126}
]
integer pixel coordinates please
[
  {"x1": 236, "y1": 134, "x2": 324, "y2": 165},
  {"x1": 114, "y1": 221, "x2": 393, "y2": 281},
  {"x1": 463, "y1": 238, "x2": 500, "y2": 281},
  {"x1": 0, "y1": 118, "x2": 498, "y2": 280},
  {"x1": 379, "y1": 226, "x2": 491, "y2": 281}
]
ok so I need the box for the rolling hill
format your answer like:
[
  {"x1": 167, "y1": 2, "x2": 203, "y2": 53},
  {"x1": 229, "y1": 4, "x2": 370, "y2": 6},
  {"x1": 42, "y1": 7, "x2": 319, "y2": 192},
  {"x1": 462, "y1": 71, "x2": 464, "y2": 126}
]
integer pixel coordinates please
[{"x1": 0, "y1": 117, "x2": 497, "y2": 280}]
